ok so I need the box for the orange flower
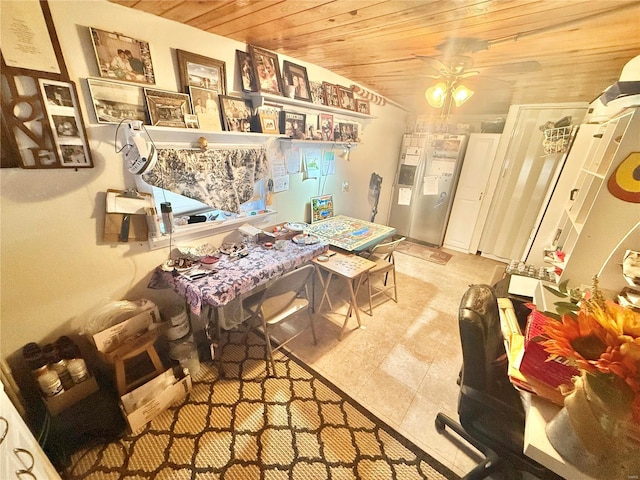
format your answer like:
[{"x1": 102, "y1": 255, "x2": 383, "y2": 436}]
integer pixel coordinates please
[
  {"x1": 591, "y1": 300, "x2": 640, "y2": 338},
  {"x1": 541, "y1": 295, "x2": 640, "y2": 424},
  {"x1": 542, "y1": 309, "x2": 612, "y2": 373}
]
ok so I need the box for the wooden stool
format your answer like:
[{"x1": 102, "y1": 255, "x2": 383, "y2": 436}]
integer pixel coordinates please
[{"x1": 104, "y1": 329, "x2": 165, "y2": 396}]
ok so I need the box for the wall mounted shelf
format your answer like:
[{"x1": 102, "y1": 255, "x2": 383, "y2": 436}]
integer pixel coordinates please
[
  {"x1": 88, "y1": 124, "x2": 364, "y2": 147},
  {"x1": 247, "y1": 92, "x2": 376, "y2": 119}
]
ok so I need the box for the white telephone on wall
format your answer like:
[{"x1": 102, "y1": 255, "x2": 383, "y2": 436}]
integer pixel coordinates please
[{"x1": 122, "y1": 120, "x2": 157, "y2": 174}]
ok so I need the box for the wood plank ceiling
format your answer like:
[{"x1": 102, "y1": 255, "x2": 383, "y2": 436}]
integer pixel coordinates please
[{"x1": 109, "y1": 0, "x2": 640, "y2": 115}]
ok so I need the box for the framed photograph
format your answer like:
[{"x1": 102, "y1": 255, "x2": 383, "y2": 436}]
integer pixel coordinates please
[
  {"x1": 87, "y1": 78, "x2": 146, "y2": 124},
  {"x1": 323, "y1": 82, "x2": 339, "y2": 107},
  {"x1": 89, "y1": 27, "x2": 155, "y2": 84},
  {"x1": 219, "y1": 95, "x2": 253, "y2": 132},
  {"x1": 310, "y1": 194, "x2": 334, "y2": 223},
  {"x1": 319, "y1": 113, "x2": 334, "y2": 141},
  {"x1": 248, "y1": 45, "x2": 283, "y2": 96},
  {"x1": 282, "y1": 61, "x2": 312, "y2": 102},
  {"x1": 337, "y1": 122, "x2": 360, "y2": 142},
  {"x1": 338, "y1": 86, "x2": 355, "y2": 111},
  {"x1": 305, "y1": 113, "x2": 321, "y2": 140},
  {"x1": 236, "y1": 50, "x2": 256, "y2": 93},
  {"x1": 258, "y1": 112, "x2": 279, "y2": 134},
  {"x1": 38, "y1": 79, "x2": 93, "y2": 168},
  {"x1": 189, "y1": 86, "x2": 222, "y2": 131},
  {"x1": 176, "y1": 49, "x2": 226, "y2": 95},
  {"x1": 309, "y1": 81, "x2": 326, "y2": 105},
  {"x1": 185, "y1": 114, "x2": 199, "y2": 129},
  {"x1": 144, "y1": 88, "x2": 192, "y2": 128},
  {"x1": 356, "y1": 99, "x2": 371, "y2": 115},
  {"x1": 280, "y1": 111, "x2": 306, "y2": 139}
]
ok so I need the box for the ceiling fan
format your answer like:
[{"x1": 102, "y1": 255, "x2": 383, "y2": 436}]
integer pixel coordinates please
[
  {"x1": 414, "y1": 36, "x2": 542, "y2": 81},
  {"x1": 408, "y1": 37, "x2": 542, "y2": 114}
]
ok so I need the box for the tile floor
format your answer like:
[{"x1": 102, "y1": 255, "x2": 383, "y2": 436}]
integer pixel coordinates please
[{"x1": 282, "y1": 247, "x2": 510, "y2": 478}]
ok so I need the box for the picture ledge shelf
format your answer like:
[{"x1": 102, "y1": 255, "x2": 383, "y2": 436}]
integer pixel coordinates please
[
  {"x1": 247, "y1": 92, "x2": 376, "y2": 119},
  {"x1": 88, "y1": 124, "x2": 362, "y2": 146}
]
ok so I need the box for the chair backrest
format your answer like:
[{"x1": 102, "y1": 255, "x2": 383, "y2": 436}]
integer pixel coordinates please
[
  {"x1": 457, "y1": 284, "x2": 522, "y2": 421},
  {"x1": 370, "y1": 236, "x2": 405, "y2": 261},
  {"x1": 257, "y1": 264, "x2": 315, "y2": 310}
]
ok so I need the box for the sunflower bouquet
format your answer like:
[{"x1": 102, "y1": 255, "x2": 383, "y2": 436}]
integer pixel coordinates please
[{"x1": 539, "y1": 277, "x2": 640, "y2": 425}]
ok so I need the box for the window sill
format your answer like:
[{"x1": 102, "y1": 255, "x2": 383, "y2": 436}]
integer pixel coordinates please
[{"x1": 147, "y1": 209, "x2": 277, "y2": 250}]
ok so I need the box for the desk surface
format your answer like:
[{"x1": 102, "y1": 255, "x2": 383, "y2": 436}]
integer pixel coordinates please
[
  {"x1": 312, "y1": 251, "x2": 376, "y2": 278},
  {"x1": 307, "y1": 215, "x2": 396, "y2": 252},
  {"x1": 523, "y1": 395, "x2": 598, "y2": 480},
  {"x1": 150, "y1": 240, "x2": 327, "y2": 315}
]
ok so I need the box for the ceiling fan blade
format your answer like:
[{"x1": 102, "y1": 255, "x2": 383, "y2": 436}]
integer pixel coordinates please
[
  {"x1": 437, "y1": 37, "x2": 490, "y2": 55},
  {"x1": 481, "y1": 61, "x2": 542, "y2": 74},
  {"x1": 414, "y1": 55, "x2": 452, "y2": 75},
  {"x1": 459, "y1": 71, "x2": 479, "y2": 78}
]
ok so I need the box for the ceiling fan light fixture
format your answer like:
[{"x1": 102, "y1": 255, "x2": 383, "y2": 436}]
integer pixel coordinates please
[
  {"x1": 425, "y1": 82, "x2": 447, "y2": 108},
  {"x1": 452, "y1": 84, "x2": 474, "y2": 106}
]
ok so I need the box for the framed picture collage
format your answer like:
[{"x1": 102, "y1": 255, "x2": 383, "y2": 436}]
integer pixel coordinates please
[{"x1": 84, "y1": 30, "x2": 369, "y2": 140}]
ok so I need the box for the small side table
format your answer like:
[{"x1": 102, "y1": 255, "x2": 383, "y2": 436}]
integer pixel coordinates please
[{"x1": 313, "y1": 252, "x2": 376, "y2": 339}]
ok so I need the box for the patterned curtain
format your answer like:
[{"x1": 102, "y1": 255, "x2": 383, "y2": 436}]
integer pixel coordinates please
[{"x1": 142, "y1": 147, "x2": 269, "y2": 213}]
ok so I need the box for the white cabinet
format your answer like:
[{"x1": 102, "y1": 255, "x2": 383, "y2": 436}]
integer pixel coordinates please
[
  {"x1": 553, "y1": 107, "x2": 640, "y2": 286},
  {"x1": 1, "y1": 384, "x2": 62, "y2": 480}
]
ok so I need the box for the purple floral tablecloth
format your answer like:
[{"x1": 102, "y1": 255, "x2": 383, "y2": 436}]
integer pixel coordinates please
[{"x1": 149, "y1": 240, "x2": 328, "y2": 316}]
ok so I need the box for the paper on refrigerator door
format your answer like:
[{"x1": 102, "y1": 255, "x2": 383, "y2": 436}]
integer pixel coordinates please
[
  {"x1": 429, "y1": 159, "x2": 455, "y2": 175},
  {"x1": 404, "y1": 147, "x2": 421, "y2": 166},
  {"x1": 398, "y1": 187, "x2": 412, "y2": 205},
  {"x1": 423, "y1": 176, "x2": 439, "y2": 195}
]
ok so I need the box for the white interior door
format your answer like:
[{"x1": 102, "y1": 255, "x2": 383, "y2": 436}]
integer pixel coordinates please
[{"x1": 444, "y1": 133, "x2": 501, "y2": 253}]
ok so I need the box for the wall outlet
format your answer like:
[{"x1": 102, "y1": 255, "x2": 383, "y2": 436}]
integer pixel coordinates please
[{"x1": 342, "y1": 180, "x2": 349, "y2": 192}]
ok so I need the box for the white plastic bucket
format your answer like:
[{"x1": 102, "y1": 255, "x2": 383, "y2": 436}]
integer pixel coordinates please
[
  {"x1": 169, "y1": 341, "x2": 200, "y2": 377},
  {"x1": 163, "y1": 304, "x2": 187, "y2": 326}
]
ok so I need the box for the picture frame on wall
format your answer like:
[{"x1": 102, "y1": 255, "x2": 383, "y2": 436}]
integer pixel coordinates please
[
  {"x1": 280, "y1": 111, "x2": 306, "y2": 139},
  {"x1": 320, "y1": 113, "x2": 334, "y2": 141},
  {"x1": 336, "y1": 122, "x2": 360, "y2": 142},
  {"x1": 258, "y1": 112, "x2": 279, "y2": 134},
  {"x1": 248, "y1": 45, "x2": 283, "y2": 96},
  {"x1": 305, "y1": 113, "x2": 322, "y2": 140},
  {"x1": 282, "y1": 61, "x2": 312, "y2": 102},
  {"x1": 89, "y1": 27, "x2": 155, "y2": 84},
  {"x1": 338, "y1": 86, "x2": 355, "y2": 111},
  {"x1": 143, "y1": 88, "x2": 192, "y2": 128},
  {"x1": 309, "y1": 81, "x2": 326, "y2": 106},
  {"x1": 356, "y1": 99, "x2": 370, "y2": 115},
  {"x1": 219, "y1": 95, "x2": 253, "y2": 132},
  {"x1": 176, "y1": 49, "x2": 226, "y2": 95},
  {"x1": 310, "y1": 194, "x2": 334, "y2": 223},
  {"x1": 189, "y1": 86, "x2": 222, "y2": 131},
  {"x1": 323, "y1": 82, "x2": 339, "y2": 107},
  {"x1": 38, "y1": 79, "x2": 93, "y2": 168},
  {"x1": 87, "y1": 78, "x2": 146, "y2": 124},
  {"x1": 236, "y1": 50, "x2": 256, "y2": 93}
]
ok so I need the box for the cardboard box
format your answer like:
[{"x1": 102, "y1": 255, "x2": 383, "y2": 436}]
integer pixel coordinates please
[
  {"x1": 92, "y1": 303, "x2": 160, "y2": 353},
  {"x1": 120, "y1": 369, "x2": 191, "y2": 433},
  {"x1": 42, "y1": 375, "x2": 99, "y2": 416}
]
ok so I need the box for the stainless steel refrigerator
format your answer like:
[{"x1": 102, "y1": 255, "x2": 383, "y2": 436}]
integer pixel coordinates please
[{"x1": 388, "y1": 133, "x2": 468, "y2": 247}]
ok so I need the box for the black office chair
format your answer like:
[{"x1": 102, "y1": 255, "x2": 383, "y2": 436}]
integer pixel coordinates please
[{"x1": 435, "y1": 284, "x2": 561, "y2": 480}]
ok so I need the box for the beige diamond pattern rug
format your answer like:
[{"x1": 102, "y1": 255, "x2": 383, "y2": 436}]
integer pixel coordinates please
[{"x1": 64, "y1": 331, "x2": 459, "y2": 480}]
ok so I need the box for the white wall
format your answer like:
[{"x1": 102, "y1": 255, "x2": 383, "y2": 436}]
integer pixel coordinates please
[{"x1": 0, "y1": 0, "x2": 407, "y2": 361}]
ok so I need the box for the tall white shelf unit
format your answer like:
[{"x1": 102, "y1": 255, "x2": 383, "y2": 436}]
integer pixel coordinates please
[{"x1": 554, "y1": 107, "x2": 640, "y2": 287}]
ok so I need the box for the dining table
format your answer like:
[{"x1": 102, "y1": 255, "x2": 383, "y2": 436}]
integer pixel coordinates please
[
  {"x1": 306, "y1": 215, "x2": 396, "y2": 252},
  {"x1": 149, "y1": 238, "x2": 328, "y2": 368}
]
